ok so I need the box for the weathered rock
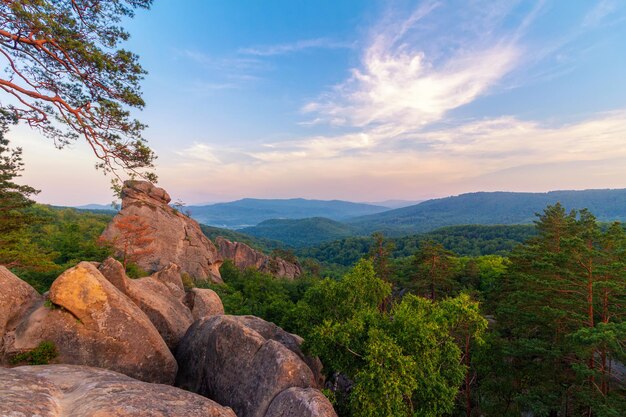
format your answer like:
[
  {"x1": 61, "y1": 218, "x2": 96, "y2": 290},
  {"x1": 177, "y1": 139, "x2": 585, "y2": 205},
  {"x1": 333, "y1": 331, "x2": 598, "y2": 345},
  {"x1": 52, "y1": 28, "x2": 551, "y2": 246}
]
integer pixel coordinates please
[
  {"x1": 101, "y1": 180, "x2": 223, "y2": 283},
  {"x1": 2, "y1": 262, "x2": 177, "y2": 384},
  {"x1": 0, "y1": 266, "x2": 40, "y2": 351},
  {"x1": 185, "y1": 288, "x2": 225, "y2": 320},
  {"x1": 265, "y1": 387, "x2": 338, "y2": 417},
  {"x1": 216, "y1": 237, "x2": 302, "y2": 279},
  {"x1": 176, "y1": 315, "x2": 318, "y2": 417},
  {"x1": 98, "y1": 257, "x2": 193, "y2": 350},
  {"x1": 0, "y1": 365, "x2": 237, "y2": 417},
  {"x1": 234, "y1": 315, "x2": 325, "y2": 388}
]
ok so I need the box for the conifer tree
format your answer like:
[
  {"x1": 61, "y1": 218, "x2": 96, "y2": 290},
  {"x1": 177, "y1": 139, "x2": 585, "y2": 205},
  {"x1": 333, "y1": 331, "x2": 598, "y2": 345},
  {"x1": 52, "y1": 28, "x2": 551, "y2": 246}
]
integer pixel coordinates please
[
  {"x1": 412, "y1": 240, "x2": 456, "y2": 300},
  {"x1": 497, "y1": 204, "x2": 625, "y2": 416}
]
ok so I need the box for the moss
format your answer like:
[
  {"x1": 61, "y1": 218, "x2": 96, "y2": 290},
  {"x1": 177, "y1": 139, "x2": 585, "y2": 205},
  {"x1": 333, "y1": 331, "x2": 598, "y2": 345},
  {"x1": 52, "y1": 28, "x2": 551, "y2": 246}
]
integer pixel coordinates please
[
  {"x1": 10, "y1": 341, "x2": 58, "y2": 365},
  {"x1": 181, "y1": 272, "x2": 195, "y2": 290},
  {"x1": 125, "y1": 262, "x2": 149, "y2": 279}
]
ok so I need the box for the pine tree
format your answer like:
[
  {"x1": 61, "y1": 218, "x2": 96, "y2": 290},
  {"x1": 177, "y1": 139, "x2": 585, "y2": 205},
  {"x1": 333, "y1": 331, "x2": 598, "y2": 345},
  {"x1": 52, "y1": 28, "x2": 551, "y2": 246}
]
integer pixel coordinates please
[
  {"x1": 412, "y1": 240, "x2": 456, "y2": 300},
  {"x1": 497, "y1": 204, "x2": 625, "y2": 416}
]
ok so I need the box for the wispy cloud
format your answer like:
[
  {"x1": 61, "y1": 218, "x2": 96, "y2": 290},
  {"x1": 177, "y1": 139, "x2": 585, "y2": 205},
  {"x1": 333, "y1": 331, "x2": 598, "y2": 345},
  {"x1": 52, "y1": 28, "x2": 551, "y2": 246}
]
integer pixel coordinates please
[
  {"x1": 159, "y1": 1, "x2": 626, "y2": 201},
  {"x1": 302, "y1": 1, "x2": 523, "y2": 128},
  {"x1": 239, "y1": 38, "x2": 354, "y2": 56}
]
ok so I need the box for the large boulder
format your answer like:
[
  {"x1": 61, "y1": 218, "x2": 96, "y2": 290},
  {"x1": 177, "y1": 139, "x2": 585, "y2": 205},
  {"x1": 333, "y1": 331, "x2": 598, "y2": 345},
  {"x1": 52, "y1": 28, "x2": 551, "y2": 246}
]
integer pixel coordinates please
[
  {"x1": 101, "y1": 180, "x2": 223, "y2": 283},
  {"x1": 176, "y1": 315, "x2": 328, "y2": 417},
  {"x1": 0, "y1": 266, "x2": 40, "y2": 351},
  {"x1": 216, "y1": 237, "x2": 302, "y2": 279},
  {"x1": 265, "y1": 387, "x2": 338, "y2": 417},
  {"x1": 2, "y1": 262, "x2": 177, "y2": 384},
  {"x1": 0, "y1": 364, "x2": 237, "y2": 417},
  {"x1": 234, "y1": 315, "x2": 325, "y2": 388},
  {"x1": 98, "y1": 257, "x2": 193, "y2": 350},
  {"x1": 185, "y1": 287, "x2": 225, "y2": 320}
]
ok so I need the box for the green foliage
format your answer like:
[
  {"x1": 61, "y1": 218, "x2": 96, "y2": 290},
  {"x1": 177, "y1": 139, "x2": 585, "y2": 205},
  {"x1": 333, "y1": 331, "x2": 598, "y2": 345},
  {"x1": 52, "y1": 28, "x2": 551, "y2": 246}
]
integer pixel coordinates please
[
  {"x1": 480, "y1": 204, "x2": 626, "y2": 416},
  {"x1": 298, "y1": 224, "x2": 535, "y2": 267},
  {"x1": 298, "y1": 260, "x2": 486, "y2": 417},
  {"x1": 8, "y1": 205, "x2": 113, "y2": 292},
  {"x1": 10, "y1": 341, "x2": 58, "y2": 365},
  {"x1": 200, "y1": 260, "x2": 319, "y2": 332},
  {"x1": 0, "y1": 0, "x2": 156, "y2": 179},
  {"x1": 125, "y1": 262, "x2": 149, "y2": 279},
  {"x1": 242, "y1": 217, "x2": 357, "y2": 247}
]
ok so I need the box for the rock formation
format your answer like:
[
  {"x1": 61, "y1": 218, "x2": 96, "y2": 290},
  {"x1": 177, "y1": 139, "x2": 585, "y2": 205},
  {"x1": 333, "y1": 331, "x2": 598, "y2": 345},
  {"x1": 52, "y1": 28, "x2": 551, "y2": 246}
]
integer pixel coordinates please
[
  {"x1": 98, "y1": 257, "x2": 194, "y2": 350},
  {"x1": 0, "y1": 365, "x2": 237, "y2": 417},
  {"x1": 0, "y1": 266, "x2": 40, "y2": 352},
  {"x1": 1, "y1": 262, "x2": 177, "y2": 384},
  {"x1": 185, "y1": 287, "x2": 225, "y2": 320},
  {"x1": 101, "y1": 180, "x2": 223, "y2": 283},
  {"x1": 265, "y1": 387, "x2": 338, "y2": 417},
  {"x1": 176, "y1": 315, "x2": 335, "y2": 417},
  {"x1": 216, "y1": 237, "x2": 302, "y2": 279}
]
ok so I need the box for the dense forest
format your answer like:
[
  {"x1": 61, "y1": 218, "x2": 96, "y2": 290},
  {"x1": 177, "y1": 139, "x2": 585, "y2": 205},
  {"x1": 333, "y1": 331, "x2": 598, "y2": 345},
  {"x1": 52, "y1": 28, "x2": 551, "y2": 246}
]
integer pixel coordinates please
[{"x1": 5, "y1": 195, "x2": 624, "y2": 416}]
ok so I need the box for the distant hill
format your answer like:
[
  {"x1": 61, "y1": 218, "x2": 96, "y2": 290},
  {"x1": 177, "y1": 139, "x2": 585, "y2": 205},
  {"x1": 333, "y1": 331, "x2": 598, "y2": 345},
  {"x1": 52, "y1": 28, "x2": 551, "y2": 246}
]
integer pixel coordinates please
[
  {"x1": 297, "y1": 224, "x2": 538, "y2": 266},
  {"x1": 74, "y1": 204, "x2": 117, "y2": 211},
  {"x1": 348, "y1": 189, "x2": 626, "y2": 235},
  {"x1": 187, "y1": 198, "x2": 388, "y2": 228},
  {"x1": 241, "y1": 217, "x2": 358, "y2": 247}
]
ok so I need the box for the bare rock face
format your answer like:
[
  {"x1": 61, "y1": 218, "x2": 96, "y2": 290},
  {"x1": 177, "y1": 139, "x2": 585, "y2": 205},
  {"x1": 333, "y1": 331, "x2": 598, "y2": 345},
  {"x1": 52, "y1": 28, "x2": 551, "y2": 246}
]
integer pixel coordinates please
[
  {"x1": 101, "y1": 180, "x2": 223, "y2": 283},
  {"x1": 265, "y1": 387, "x2": 338, "y2": 417},
  {"x1": 185, "y1": 288, "x2": 225, "y2": 320},
  {"x1": 0, "y1": 266, "x2": 40, "y2": 351},
  {"x1": 0, "y1": 365, "x2": 237, "y2": 417},
  {"x1": 176, "y1": 315, "x2": 335, "y2": 417},
  {"x1": 2, "y1": 262, "x2": 177, "y2": 384},
  {"x1": 216, "y1": 237, "x2": 302, "y2": 279},
  {"x1": 98, "y1": 257, "x2": 194, "y2": 350},
  {"x1": 176, "y1": 315, "x2": 330, "y2": 417},
  {"x1": 234, "y1": 315, "x2": 325, "y2": 388}
]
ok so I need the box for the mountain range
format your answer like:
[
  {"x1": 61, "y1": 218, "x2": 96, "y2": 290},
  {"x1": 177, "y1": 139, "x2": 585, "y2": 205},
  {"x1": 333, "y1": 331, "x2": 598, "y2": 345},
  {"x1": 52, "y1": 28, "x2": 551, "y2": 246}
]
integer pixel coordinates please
[
  {"x1": 186, "y1": 198, "x2": 389, "y2": 228},
  {"x1": 235, "y1": 189, "x2": 626, "y2": 246}
]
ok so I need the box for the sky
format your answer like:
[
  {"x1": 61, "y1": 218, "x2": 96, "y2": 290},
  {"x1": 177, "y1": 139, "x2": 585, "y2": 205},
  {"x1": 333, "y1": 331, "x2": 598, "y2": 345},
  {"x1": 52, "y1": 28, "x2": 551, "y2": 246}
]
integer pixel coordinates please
[{"x1": 12, "y1": 0, "x2": 626, "y2": 205}]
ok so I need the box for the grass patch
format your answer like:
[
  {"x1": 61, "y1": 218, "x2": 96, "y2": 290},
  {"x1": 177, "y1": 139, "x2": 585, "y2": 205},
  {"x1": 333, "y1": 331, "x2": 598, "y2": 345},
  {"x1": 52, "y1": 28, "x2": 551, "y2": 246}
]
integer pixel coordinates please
[{"x1": 10, "y1": 341, "x2": 58, "y2": 365}]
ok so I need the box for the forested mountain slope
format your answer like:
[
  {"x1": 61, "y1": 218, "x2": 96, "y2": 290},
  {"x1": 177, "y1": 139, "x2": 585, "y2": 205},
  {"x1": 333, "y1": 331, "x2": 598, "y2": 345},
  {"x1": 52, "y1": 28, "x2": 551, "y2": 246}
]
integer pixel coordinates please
[
  {"x1": 187, "y1": 198, "x2": 388, "y2": 228},
  {"x1": 348, "y1": 189, "x2": 626, "y2": 234}
]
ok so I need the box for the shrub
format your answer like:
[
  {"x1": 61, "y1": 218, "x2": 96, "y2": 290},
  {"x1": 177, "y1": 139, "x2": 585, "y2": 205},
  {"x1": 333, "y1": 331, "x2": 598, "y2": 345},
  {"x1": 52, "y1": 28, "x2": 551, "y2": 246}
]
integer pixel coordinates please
[{"x1": 10, "y1": 341, "x2": 58, "y2": 365}]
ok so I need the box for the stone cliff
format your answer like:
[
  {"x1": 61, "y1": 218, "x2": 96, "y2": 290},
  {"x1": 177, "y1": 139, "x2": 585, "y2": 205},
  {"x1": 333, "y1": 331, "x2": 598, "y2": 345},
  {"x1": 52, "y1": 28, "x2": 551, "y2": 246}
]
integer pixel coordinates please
[
  {"x1": 216, "y1": 237, "x2": 302, "y2": 279},
  {"x1": 101, "y1": 180, "x2": 223, "y2": 283}
]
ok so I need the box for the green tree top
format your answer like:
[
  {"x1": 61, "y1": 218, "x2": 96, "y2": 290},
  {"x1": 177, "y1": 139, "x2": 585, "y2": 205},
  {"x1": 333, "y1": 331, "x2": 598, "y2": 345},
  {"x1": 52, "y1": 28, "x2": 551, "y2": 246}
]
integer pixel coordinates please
[{"x1": 0, "y1": 0, "x2": 155, "y2": 181}]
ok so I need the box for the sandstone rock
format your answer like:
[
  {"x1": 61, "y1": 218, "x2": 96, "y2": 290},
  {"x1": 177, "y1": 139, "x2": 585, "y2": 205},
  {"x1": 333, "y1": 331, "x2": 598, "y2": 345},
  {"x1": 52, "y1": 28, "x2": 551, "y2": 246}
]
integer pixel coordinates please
[
  {"x1": 2, "y1": 262, "x2": 177, "y2": 384},
  {"x1": 234, "y1": 315, "x2": 325, "y2": 388},
  {"x1": 176, "y1": 315, "x2": 318, "y2": 417},
  {"x1": 265, "y1": 387, "x2": 338, "y2": 417},
  {"x1": 98, "y1": 257, "x2": 193, "y2": 350},
  {"x1": 101, "y1": 180, "x2": 223, "y2": 283},
  {"x1": 185, "y1": 288, "x2": 225, "y2": 320},
  {"x1": 0, "y1": 266, "x2": 40, "y2": 351},
  {"x1": 216, "y1": 237, "x2": 302, "y2": 279},
  {"x1": 0, "y1": 364, "x2": 237, "y2": 417}
]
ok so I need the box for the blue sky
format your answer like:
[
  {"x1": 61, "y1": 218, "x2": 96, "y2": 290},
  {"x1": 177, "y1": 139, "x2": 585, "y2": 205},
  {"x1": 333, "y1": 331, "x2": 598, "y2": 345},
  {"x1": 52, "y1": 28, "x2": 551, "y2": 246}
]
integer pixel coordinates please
[{"x1": 15, "y1": 0, "x2": 626, "y2": 205}]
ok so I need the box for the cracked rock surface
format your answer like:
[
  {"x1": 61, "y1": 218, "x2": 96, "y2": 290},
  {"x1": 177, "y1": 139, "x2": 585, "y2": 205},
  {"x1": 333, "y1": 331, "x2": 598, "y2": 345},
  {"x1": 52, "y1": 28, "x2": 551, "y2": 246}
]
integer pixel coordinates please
[{"x1": 0, "y1": 364, "x2": 237, "y2": 417}]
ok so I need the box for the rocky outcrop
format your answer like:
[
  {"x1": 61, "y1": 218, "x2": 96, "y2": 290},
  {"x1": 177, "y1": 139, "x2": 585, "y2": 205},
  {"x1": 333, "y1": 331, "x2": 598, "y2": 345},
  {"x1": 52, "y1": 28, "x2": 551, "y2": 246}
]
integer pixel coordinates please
[
  {"x1": 0, "y1": 266, "x2": 40, "y2": 352},
  {"x1": 216, "y1": 237, "x2": 302, "y2": 279},
  {"x1": 98, "y1": 257, "x2": 194, "y2": 350},
  {"x1": 0, "y1": 365, "x2": 237, "y2": 417},
  {"x1": 176, "y1": 315, "x2": 335, "y2": 417},
  {"x1": 1, "y1": 262, "x2": 177, "y2": 384},
  {"x1": 101, "y1": 180, "x2": 223, "y2": 283},
  {"x1": 265, "y1": 388, "x2": 339, "y2": 417},
  {"x1": 234, "y1": 315, "x2": 325, "y2": 388},
  {"x1": 185, "y1": 288, "x2": 225, "y2": 320}
]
